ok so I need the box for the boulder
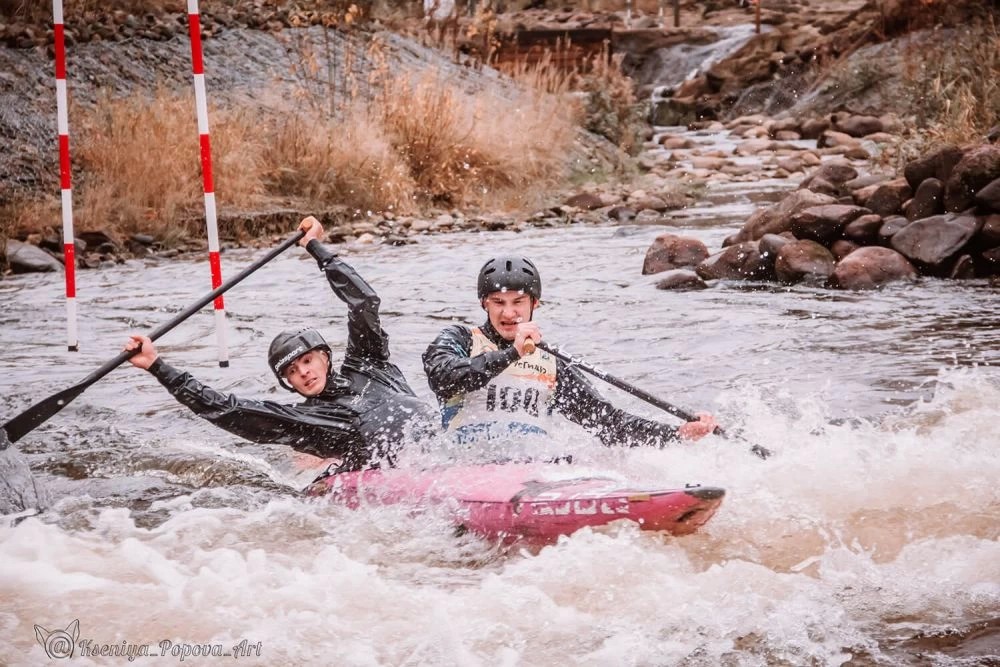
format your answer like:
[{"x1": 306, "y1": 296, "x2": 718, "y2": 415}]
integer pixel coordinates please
[
  {"x1": 890, "y1": 212, "x2": 980, "y2": 267},
  {"x1": 878, "y1": 215, "x2": 912, "y2": 243},
  {"x1": 789, "y1": 204, "x2": 869, "y2": 244},
  {"x1": 974, "y1": 177, "x2": 1000, "y2": 212},
  {"x1": 906, "y1": 177, "x2": 945, "y2": 220},
  {"x1": 757, "y1": 233, "x2": 793, "y2": 278},
  {"x1": 945, "y1": 145, "x2": 1000, "y2": 212},
  {"x1": 843, "y1": 214, "x2": 884, "y2": 243},
  {"x1": 642, "y1": 234, "x2": 710, "y2": 275},
  {"x1": 800, "y1": 160, "x2": 858, "y2": 190},
  {"x1": 800, "y1": 117, "x2": 830, "y2": 140},
  {"x1": 6, "y1": 240, "x2": 63, "y2": 273},
  {"x1": 774, "y1": 240, "x2": 835, "y2": 284},
  {"x1": 865, "y1": 178, "x2": 912, "y2": 216},
  {"x1": 831, "y1": 240, "x2": 860, "y2": 261},
  {"x1": 903, "y1": 144, "x2": 964, "y2": 191},
  {"x1": 655, "y1": 269, "x2": 708, "y2": 290},
  {"x1": 949, "y1": 255, "x2": 977, "y2": 279},
  {"x1": 832, "y1": 246, "x2": 918, "y2": 290},
  {"x1": 695, "y1": 242, "x2": 768, "y2": 281},
  {"x1": 564, "y1": 192, "x2": 605, "y2": 210},
  {"x1": 833, "y1": 114, "x2": 884, "y2": 138},
  {"x1": 976, "y1": 214, "x2": 1000, "y2": 247},
  {"x1": 817, "y1": 130, "x2": 859, "y2": 150},
  {"x1": 736, "y1": 189, "x2": 837, "y2": 241}
]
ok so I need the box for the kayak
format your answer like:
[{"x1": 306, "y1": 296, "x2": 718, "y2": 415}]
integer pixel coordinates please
[{"x1": 304, "y1": 463, "x2": 724, "y2": 545}]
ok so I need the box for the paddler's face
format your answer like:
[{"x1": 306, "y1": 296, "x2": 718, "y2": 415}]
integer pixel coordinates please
[
  {"x1": 283, "y1": 350, "x2": 330, "y2": 397},
  {"x1": 483, "y1": 291, "x2": 539, "y2": 340}
]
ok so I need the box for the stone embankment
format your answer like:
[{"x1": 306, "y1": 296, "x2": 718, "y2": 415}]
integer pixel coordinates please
[{"x1": 620, "y1": 113, "x2": 1000, "y2": 290}]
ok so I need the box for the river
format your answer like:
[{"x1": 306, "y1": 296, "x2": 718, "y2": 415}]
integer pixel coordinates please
[{"x1": 1, "y1": 147, "x2": 998, "y2": 665}]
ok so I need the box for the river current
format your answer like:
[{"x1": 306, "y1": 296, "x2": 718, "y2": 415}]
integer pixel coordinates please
[{"x1": 1, "y1": 151, "x2": 998, "y2": 665}]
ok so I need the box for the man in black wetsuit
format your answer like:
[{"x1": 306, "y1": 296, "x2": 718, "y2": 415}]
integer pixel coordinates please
[
  {"x1": 422, "y1": 255, "x2": 717, "y2": 452},
  {"x1": 124, "y1": 217, "x2": 437, "y2": 472}
]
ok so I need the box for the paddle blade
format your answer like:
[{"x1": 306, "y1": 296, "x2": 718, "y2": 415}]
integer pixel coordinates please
[{"x1": 2, "y1": 383, "x2": 89, "y2": 444}]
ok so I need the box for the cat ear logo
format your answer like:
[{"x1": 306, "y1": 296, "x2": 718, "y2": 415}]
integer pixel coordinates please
[{"x1": 33, "y1": 619, "x2": 80, "y2": 659}]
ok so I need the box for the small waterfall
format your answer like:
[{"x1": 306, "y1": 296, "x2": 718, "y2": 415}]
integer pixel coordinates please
[{"x1": 640, "y1": 24, "x2": 765, "y2": 93}]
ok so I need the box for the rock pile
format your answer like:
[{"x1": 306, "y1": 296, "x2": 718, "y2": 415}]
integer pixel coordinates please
[{"x1": 644, "y1": 141, "x2": 1000, "y2": 290}]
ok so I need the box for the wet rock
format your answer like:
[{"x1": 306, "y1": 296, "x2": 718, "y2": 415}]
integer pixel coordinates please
[
  {"x1": 131, "y1": 233, "x2": 156, "y2": 245},
  {"x1": 655, "y1": 269, "x2": 707, "y2": 290},
  {"x1": 843, "y1": 214, "x2": 884, "y2": 243},
  {"x1": 945, "y1": 145, "x2": 1000, "y2": 212},
  {"x1": 906, "y1": 177, "x2": 945, "y2": 221},
  {"x1": 564, "y1": 192, "x2": 604, "y2": 210},
  {"x1": 6, "y1": 240, "x2": 62, "y2": 273},
  {"x1": 832, "y1": 246, "x2": 918, "y2": 290},
  {"x1": 758, "y1": 233, "x2": 792, "y2": 277},
  {"x1": 878, "y1": 214, "x2": 912, "y2": 241},
  {"x1": 903, "y1": 144, "x2": 964, "y2": 192},
  {"x1": 949, "y1": 255, "x2": 976, "y2": 279},
  {"x1": 977, "y1": 214, "x2": 1000, "y2": 247},
  {"x1": 629, "y1": 195, "x2": 673, "y2": 212},
  {"x1": 844, "y1": 146, "x2": 872, "y2": 161},
  {"x1": 660, "y1": 135, "x2": 695, "y2": 150},
  {"x1": 642, "y1": 234, "x2": 710, "y2": 275},
  {"x1": 736, "y1": 189, "x2": 837, "y2": 242},
  {"x1": 789, "y1": 204, "x2": 869, "y2": 244},
  {"x1": 774, "y1": 240, "x2": 835, "y2": 284},
  {"x1": 974, "y1": 177, "x2": 1000, "y2": 212},
  {"x1": 734, "y1": 138, "x2": 774, "y2": 156},
  {"x1": 776, "y1": 155, "x2": 805, "y2": 173},
  {"x1": 634, "y1": 210, "x2": 664, "y2": 225},
  {"x1": 77, "y1": 230, "x2": 118, "y2": 250},
  {"x1": 844, "y1": 174, "x2": 887, "y2": 191},
  {"x1": 690, "y1": 156, "x2": 727, "y2": 170},
  {"x1": 832, "y1": 114, "x2": 883, "y2": 138},
  {"x1": 831, "y1": 240, "x2": 860, "y2": 261},
  {"x1": 802, "y1": 176, "x2": 841, "y2": 198},
  {"x1": 800, "y1": 160, "x2": 858, "y2": 190},
  {"x1": 817, "y1": 130, "x2": 859, "y2": 150},
  {"x1": 865, "y1": 178, "x2": 912, "y2": 216},
  {"x1": 695, "y1": 242, "x2": 768, "y2": 281},
  {"x1": 607, "y1": 206, "x2": 636, "y2": 223},
  {"x1": 983, "y1": 247, "x2": 1000, "y2": 273},
  {"x1": 891, "y1": 213, "x2": 980, "y2": 267},
  {"x1": 799, "y1": 117, "x2": 830, "y2": 140}
]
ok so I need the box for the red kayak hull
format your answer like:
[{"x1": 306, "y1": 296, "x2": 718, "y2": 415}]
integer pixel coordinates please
[{"x1": 305, "y1": 463, "x2": 724, "y2": 545}]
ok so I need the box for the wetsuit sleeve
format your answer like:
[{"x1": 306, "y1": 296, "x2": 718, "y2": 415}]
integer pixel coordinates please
[
  {"x1": 146, "y1": 358, "x2": 356, "y2": 458},
  {"x1": 422, "y1": 325, "x2": 520, "y2": 400},
  {"x1": 306, "y1": 239, "x2": 390, "y2": 361},
  {"x1": 551, "y1": 361, "x2": 680, "y2": 447}
]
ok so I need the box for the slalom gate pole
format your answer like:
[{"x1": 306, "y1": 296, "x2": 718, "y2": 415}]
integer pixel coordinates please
[
  {"x1": 53, "y1": 0, "x2": 78, "y2": 352},
  {"x1": 186, "y1": 0, "x2": 230, "y2": 367}
]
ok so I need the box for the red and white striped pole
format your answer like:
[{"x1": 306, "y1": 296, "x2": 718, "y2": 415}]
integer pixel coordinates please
[
  {"x1": 186, "y1": 0, "x2": 229, "y2": 367},
  {"x1": 53, "y1": 0, "x2": 78, "y2": 352}
]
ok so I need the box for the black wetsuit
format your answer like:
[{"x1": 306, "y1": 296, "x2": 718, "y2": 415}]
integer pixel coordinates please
[
  {"x1": 422, "y1": 321, "x2": 679, "y2": 447},
  {"x1": 147, "y1": 239, "x2": 437, "y2": 471}
]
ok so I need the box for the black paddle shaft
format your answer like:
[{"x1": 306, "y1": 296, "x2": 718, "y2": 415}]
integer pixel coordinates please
[
  {"x1": 1, "y1": 231, "x2": 305, "y2": 445},
  {"x1": 537, "y1": 342, "x2": 772, "y2": 459}
]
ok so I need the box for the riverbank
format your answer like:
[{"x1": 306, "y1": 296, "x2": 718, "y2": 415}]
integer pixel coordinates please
[{"x1": 1, "y1": 0, "x2": 998, "y2": 275}]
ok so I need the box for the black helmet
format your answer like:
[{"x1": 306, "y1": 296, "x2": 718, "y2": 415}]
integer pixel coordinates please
[
  {"x1": 477, "y1": 256, "x2": 541, "y2": 300},
  {"x1": 268, "y1": 328, "x2": 330, "y2": 390}
]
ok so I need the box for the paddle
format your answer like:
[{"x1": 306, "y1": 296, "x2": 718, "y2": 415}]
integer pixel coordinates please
[
  {"x1": 529, "y1": 340, "x2": 772, "y2": 459},
  {"x1": 1, "y1": 231, "x2": 305, "y2": 446}
]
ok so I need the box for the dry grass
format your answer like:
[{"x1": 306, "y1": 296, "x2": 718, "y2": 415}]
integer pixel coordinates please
[
  {"x1": 889, "y1": 16, "x2": 1000, "y2": 163},
  {"x1": 72, "y1": 89, "x2": 265, "y2": 236},
  {"x1": 4, "y1": 66, "x2": 577, "y2": 244}
]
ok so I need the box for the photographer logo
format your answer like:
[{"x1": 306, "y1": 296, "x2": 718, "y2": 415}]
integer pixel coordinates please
[{"x1": 34, "y1": 619, "x2": 80, "y2": 659}]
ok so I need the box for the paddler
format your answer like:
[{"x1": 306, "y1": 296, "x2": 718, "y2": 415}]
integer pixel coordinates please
[
  {"x1": 422, "y1": 256, "x2": 717, "y2": 453},
  {"x1": 123, "y1": 216, "x2": 438, "y2": 473}
]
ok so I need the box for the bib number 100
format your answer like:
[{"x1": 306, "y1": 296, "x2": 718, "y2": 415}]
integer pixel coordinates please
[{"x1": 486, "y1": 385, "x2": 540, "y2": 416}]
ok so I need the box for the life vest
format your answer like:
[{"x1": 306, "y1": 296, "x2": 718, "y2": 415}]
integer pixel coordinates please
[{"x1": 443, "y1": 327, "x2": 557, "y2": 442}]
